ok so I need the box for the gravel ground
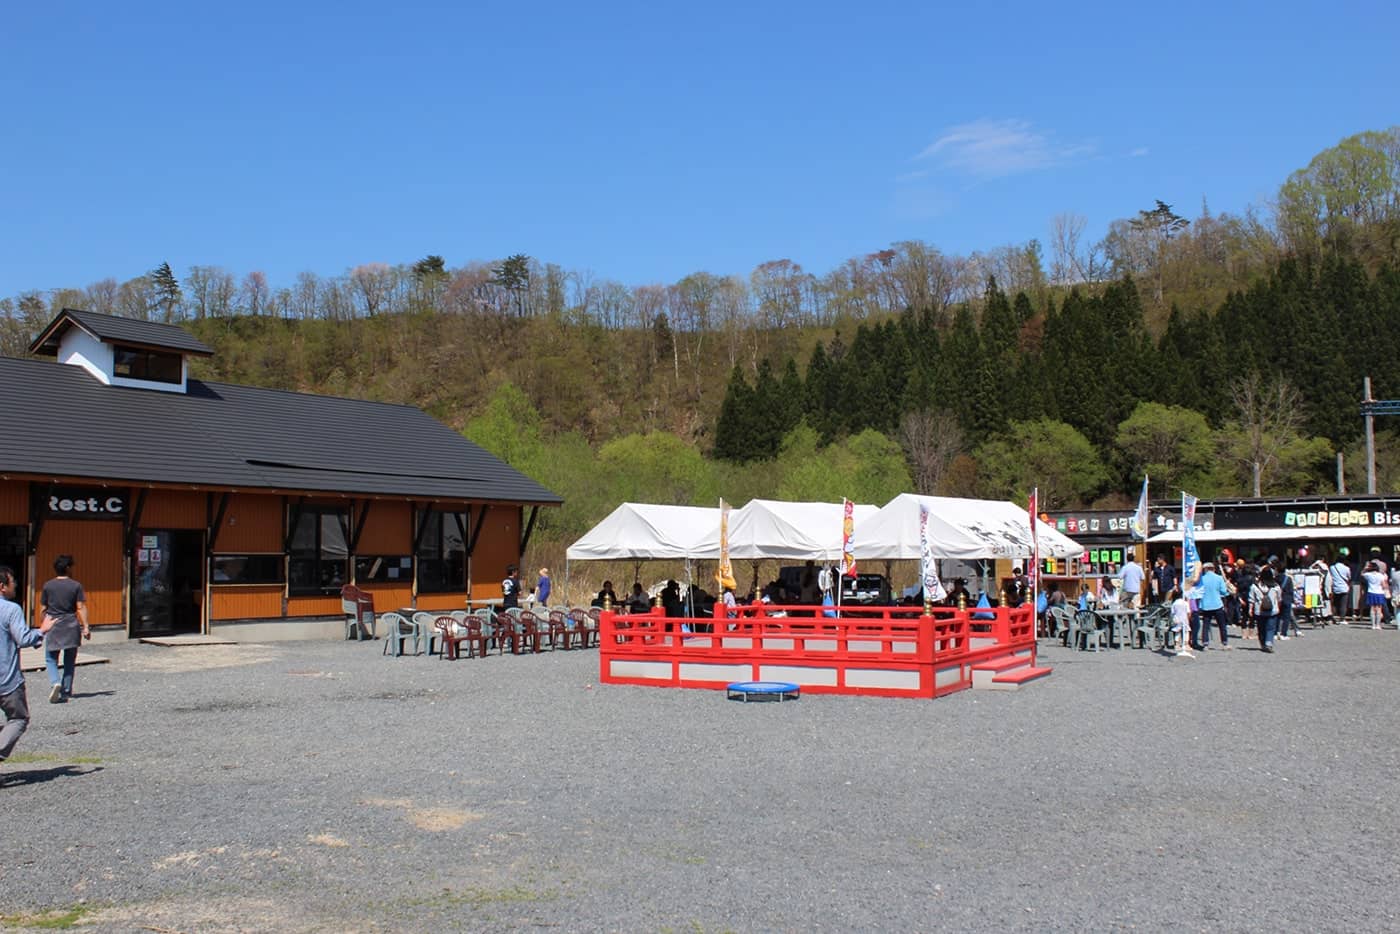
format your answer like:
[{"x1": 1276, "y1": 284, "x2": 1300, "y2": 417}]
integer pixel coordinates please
[{"x1": 2, "y1": 622, "x2": 1399, "y2": 933}]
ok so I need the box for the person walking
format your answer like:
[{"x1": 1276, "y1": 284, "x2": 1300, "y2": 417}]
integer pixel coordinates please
[
  {"x1": 1272, "y1": 558, "x2": 1299, "y2": 640},
  {"x1": 40, "y1": 554, "x2": 88, "y2": 704},
  {"x1": 1362, "y1": 560, "x2": 1389, "y2": 630},
  {"x1": 1192, "y1": 562, "x2": 1233, "y2": 651},
  {"x1": 1328, "y1": 552, "x2": 1353, "y2": 623},
  {"x1": 1170, "y1": 587, "x2": 1194, "y2": 657},
  {"x1": 1250, "y1": 567, "x2": 1283, "y2": 653},
  {"x1": 2, "y1": 565, "x2": 57, "y2": 764},
  {"x1": 1120, "y1": 554, "x2": 1145, "y2": 609},
  {"x1": 534, "y1": 567, "x2": 552, "y2": 607}
]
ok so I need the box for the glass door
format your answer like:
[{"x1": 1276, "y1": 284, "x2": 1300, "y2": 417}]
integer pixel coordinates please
[{"x1": 131, "y1": 530, "x2": 204, "y2": 637}]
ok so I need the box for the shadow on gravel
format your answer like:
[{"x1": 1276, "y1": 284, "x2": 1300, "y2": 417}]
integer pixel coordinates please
[
  {"x1": 169, "y1": 700, "x2": 270, "y2": 714},
  {"x1": 0, "y1": 764, "x2": 103, "y2": 787},
  {"x1": 68, "y1": 690, "x2": 116, "y2": 700}
]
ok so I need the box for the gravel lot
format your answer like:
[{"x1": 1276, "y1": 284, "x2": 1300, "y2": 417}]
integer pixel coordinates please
[{"x1": 3, "y1": 622, "x2": 1399, "y2": 933}]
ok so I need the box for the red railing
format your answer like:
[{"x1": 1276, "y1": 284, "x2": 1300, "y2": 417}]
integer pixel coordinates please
[{"x1": 597, "y1": 603, "x2": 1035, "y2": 699}]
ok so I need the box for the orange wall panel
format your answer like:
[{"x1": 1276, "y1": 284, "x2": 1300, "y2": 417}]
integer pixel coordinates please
[
  {"x1": 470, "y1": 506, "x2": 520, "y2": 598},
  {"x1": 33, "y1": 520, "x2": 124, "y2": 627},
  {"x1": 215, "y1": 494, "x2": 283, "y2": 554},
  {"x1": 0, "y1": 482, "x2": 26, "y2": 524},
  {"x1": 415, "y1": 593, "x2": 468, "y2": 612},
  {"x1": 140, "y1": 490, "x2": 206, "y2": 529},
  {"x1": 359, "y1": 583, "x2": 412, "y2": 612},
  {"x1": 358, "y1": 501, "x2": 411, "y2": 554},
  {"x1": 210, "y1": 586, "x2": 284, "y2": 620},
  {"x1": 287, "y1": 595, "x2": 342, "y2": 617}
]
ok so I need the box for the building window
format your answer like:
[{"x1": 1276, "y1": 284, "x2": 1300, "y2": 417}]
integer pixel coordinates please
[
  {"x1": 212, "y1": 554, "x2": 285, "y2": 585},
  {"x1": 288, "y1": 506, "x2": 349, "y2": 595},
  {"x1": 416, "y1": 511, "x2": 466, "y2": 594},
  {"x1": 354, "y1": 555, "x2": 412, "y2": 584},
  {"x1": 112, "y1": 345, "x2": 182, "y2": 384}
]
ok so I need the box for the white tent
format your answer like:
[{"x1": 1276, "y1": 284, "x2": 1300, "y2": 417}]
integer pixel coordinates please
[
  {"x1": 691, "y1": 499, "x2": 880, "y2": 561},
  {"x1": 565, "y1": 503, "x2": 720, "y2": 561},
  {"x1": 854, "y1": 493, "x2": 1082, "y2": 560}
]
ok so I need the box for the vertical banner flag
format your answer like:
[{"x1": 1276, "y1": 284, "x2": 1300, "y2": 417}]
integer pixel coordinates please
[
  {"x1": 841, "y1": 498, "x2": 857, "y2": 578},
  {"x1": 919, "y1": 502, "x2": 947, "y2": 602},
  {"x1": 1130, "y1": 474, "x2": 1150, "y2": 540},
  {"x1": 1027, "y1": 487, "x2": 1040, "y2": 593},
  {"x1": 717, "y1": 498, "x2": 735, "y2": 590},
  {"x1": 1181, "y1": 491, "x2": 1200, "y2": 583}
]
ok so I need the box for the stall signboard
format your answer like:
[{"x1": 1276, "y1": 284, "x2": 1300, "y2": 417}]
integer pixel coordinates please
[{"x1": 39, "y1": 486, "x2": 128, "y2": 520}]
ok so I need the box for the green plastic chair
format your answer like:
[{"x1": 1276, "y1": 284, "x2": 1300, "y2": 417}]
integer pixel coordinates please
[{"x1": 1075, "y1": 609, "x2": 1103, "y2": 652}]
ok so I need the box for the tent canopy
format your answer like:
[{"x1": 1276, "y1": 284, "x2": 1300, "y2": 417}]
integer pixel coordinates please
[
  {"x1": 853, "y1": 493, "x2": 1082, "y2": 560},
  {"x1": 691, "y1": 499, "x2": 879, "y2": 561},
  {"x1": 564, "y1": 503, "x2": 719, "y2": 561}
]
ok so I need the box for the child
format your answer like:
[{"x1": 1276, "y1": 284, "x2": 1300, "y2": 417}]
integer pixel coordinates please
[{"x1": 1170, "y1": 587, "x2": 1194, "y2": 657}]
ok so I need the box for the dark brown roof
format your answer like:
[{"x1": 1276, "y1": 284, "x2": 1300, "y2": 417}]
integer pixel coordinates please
[
  {"x1": 29, "y1": 308, "x2": 214, "y2": 357},
  {"x1": 0, "y1": 355, "x2": 561, "y2": 505}
]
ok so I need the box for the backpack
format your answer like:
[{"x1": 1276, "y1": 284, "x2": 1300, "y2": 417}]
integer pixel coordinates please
[{"x1": 1257, "y1": 585, "x2": 1276, "y2": 616}]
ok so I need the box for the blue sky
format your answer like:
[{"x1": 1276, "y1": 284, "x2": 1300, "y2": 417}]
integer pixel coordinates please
[{"x1": 3, "y1": 1, "x2": 1397, "y2": 299}]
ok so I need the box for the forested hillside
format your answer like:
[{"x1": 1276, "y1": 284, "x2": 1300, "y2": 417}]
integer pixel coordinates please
[{"x1": 3, "y1": 128, "x2": 1399, "y2": 571}]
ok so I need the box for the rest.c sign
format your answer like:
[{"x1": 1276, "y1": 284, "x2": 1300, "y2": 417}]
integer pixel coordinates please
[{"x1": 44, "y1": 487, "x2": 127, "y2": 519}]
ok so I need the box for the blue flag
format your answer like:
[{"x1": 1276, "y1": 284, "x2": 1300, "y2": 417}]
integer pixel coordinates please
[{"x1": 1181, "y1": 492, "x2": 1200, "y2": 582}]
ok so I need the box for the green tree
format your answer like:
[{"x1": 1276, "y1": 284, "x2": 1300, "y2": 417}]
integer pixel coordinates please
[
  {"x1": 775, "y1": 426, "x2": 910, "y2": 504},
  {"x1": 598, "y1": 432, "x2": 716, "y2": 505},
  {"x1": 713, "y1": 365, "x2": 759, "y2": 462},
  {"x1": 1114, "y1": 402, "x2": 1220, "y2": 495},
  {"x1": 1277, "y1": 127, "x2": 1400, "y2": 264},
  {"x1": 149, "y1": 262, "x2": 182, "y2": 322},
  {"x1": 491, "y1": 254, "x2": 532, "y2": 317},
  {"x1": 463, "y1": 381, "x2": 545, "y2": 477},
  {"x1": 973, "y1": 418, "x2": 1107, "y2": 508}
]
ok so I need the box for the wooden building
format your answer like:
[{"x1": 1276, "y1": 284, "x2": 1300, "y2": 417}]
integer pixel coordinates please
[{"x1": 0, "y1": 308, "x2": 561, "y2": 641}]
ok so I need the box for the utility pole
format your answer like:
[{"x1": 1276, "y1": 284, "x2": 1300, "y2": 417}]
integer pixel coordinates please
[
  {"x1": 1365, "y1": 377, "x2": 1376, "y2": 495},
  {"x1": 1358, "y1": 376, "x2": 1400, "y2": 493}
]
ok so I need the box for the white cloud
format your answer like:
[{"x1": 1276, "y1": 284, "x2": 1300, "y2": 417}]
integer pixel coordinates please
[
  {"x1": 916, "y1": 118, "x2": 1095, "y2": 177},
  {"x1": 1130, "y1": 147, "x2": 1150, "y2": 158}
]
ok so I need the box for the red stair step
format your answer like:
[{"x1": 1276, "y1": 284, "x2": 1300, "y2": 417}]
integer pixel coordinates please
[{"x1": 991, "y1": 665, "x2": 1052, "y2": 685}]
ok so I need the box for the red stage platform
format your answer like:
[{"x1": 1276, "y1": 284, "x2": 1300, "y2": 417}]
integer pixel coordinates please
[{"x1": 597, "y1": 603, "x2": 1046, "y2": 699}]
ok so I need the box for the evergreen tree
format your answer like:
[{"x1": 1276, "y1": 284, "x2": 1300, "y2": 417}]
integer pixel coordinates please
[
  {"x1": 777, "y1": 358, "x2": 804, "y2": 435},
  {"x1": 751, "y1": 358, "x2": 783, "y2": 458},
  {"x1": 149, "y1": 262, "x2": 181, "y2": 322},
  {"x1": 713, "y1": 365, "x2": 759, "y2": 462}
]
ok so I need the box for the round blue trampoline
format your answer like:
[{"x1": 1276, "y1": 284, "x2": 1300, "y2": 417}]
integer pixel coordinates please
[{"x1": 726, "y1": 680, "x2": 801, "y2": 702}]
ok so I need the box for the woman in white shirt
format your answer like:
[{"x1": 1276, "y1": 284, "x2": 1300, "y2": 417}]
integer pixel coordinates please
[
  {"x1": 1098, "y1": 578, "x2": 1121, "y2": 608},
  {"x1": 1362, "y1": 561, "x2": 1389, "y2": 630}
]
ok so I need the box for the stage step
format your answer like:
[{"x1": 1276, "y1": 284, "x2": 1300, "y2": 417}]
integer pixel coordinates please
[
  {"x1": 971, "y1": 653, "x2": 1032, "y2": 690},
  {"x1": 989, "y1": 665, "x2": 1053, "y2": 690}
]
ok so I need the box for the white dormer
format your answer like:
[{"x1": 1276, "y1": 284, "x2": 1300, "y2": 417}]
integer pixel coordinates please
[{"x1": 28, "y1": 308, "x2": 214, "y2": 394}]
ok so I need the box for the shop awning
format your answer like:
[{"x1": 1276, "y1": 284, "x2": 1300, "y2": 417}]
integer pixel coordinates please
[{"x1": 1147, "y1": 525, "x2": 1398, "y2": 543}]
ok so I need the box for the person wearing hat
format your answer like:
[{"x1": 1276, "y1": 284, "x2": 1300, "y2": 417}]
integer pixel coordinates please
[
  {"x1": 1192, "y1": 561, "x2": 1233, "y2": 651},
  {"x1": 534, "y1": 567, "x2": 552, "y2": 607},
  {"x1": 1362, "y1": 560, "x2": 1390, "y2": 630}
]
